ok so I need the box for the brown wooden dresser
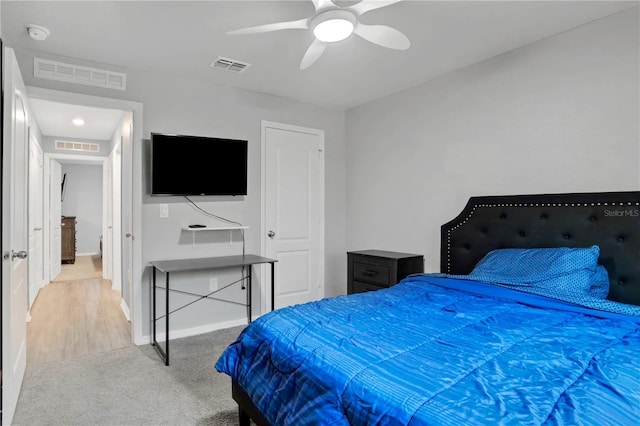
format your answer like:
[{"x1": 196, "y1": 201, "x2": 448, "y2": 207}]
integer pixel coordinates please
[{"x1": 61, "y1": 216, "x2": 76, "y2": 264}]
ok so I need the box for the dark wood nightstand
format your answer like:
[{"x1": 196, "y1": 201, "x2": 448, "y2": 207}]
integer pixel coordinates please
[{"x1": 347, "y1": 250, "x2": 424, "y2": 294}]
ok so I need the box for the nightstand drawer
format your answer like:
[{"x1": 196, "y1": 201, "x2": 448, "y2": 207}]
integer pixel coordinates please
[
  {"x1": 353, "y1": 262, "x2": 390, "y2": 285},
  {"x1": 348, "y1": 250, "x2": 424, "y2": 295},
  {"x1": 353, "y1": 281, "x2": 387, "y2": 293}
]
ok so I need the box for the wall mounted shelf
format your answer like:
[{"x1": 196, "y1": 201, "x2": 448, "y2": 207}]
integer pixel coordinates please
[{"x1": 182, "y1": 225, "x2": 249, "y2": 246}]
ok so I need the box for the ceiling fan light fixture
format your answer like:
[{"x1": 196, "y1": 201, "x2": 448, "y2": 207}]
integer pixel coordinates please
[
  {"x1": 314, "y1": 19, "x2": 353, "y2": 42},
  {"x1": 311, "y1": 9, "x2": 356, "y2": 43},
  {"x1": 227, "y1": 0, "x2": 410, "y2": 70}
]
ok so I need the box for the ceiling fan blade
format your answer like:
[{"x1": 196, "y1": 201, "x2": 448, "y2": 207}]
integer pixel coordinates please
[
  {"x1": 353, "y1": 23, "x2": 410, "y2": 50},
  {"x1": 311, "y1": 0, "x2": 337, "y2": 12},
  {"x1": 227, "y1": 18, "x2": 308, "y2": 35},
  {"x1": 300, "y1": 39, "x2": 327, "y2": 70},
  {"x1": 348, "y1": 0, "x2": 404, "y2": 16}
]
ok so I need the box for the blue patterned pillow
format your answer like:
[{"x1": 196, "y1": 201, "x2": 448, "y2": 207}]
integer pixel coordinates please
[
  {"x1": 469, "y1": 246, "x2": 600, "y2": 283},
  {"x1": 588, "y1": 264, "x2": 610, "y2": 299},
  {"x1": 468, "y1": 246, "x2": 609, "y2": 300}
]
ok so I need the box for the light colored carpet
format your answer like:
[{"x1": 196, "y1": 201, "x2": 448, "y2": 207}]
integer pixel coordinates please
[
  {"x1": 53, "y1": 255, "x2": 103, "y2": 282},
  {"x1": 13, "y1": 327, "x2": 247, "y2": 426}
]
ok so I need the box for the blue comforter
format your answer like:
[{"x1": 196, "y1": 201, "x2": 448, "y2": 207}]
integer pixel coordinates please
[{"x1": 215, "y1": 275, "x2": 640, "y2": 425}]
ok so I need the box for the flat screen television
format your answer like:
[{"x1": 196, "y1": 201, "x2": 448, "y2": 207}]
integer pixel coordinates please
[{"x1": 151, "y1": 133, "x2": 248, "y2": 196}]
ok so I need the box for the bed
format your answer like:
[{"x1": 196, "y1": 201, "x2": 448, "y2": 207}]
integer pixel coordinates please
[{"x1": 216, "y1": 191, "x2": 640, "y2": 425}]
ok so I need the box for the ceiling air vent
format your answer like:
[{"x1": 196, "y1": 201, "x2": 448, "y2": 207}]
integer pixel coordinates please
[
  {"x1": 210, "y1": 56, "x2": 250, "y2": 73},
  {"x1": 34, "y1": 58, "x2": 127, "y2": 90},
  {"x1": 55, "y1": 140, "x2": 100, "y2": 153}
]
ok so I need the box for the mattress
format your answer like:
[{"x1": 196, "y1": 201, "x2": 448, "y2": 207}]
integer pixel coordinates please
[{"x1": 215, "y1": 275, "x2": 640, "y2": 425}]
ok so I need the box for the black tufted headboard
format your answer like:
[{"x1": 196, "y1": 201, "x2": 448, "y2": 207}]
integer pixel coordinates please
[{"x1": 441, "y1": 192, "x2": 640, "y2": 306}]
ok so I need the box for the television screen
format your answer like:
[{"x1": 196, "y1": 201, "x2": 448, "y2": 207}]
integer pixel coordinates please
[{"x1": 151, "y1": 133, "x2": 248, "y2": 196}]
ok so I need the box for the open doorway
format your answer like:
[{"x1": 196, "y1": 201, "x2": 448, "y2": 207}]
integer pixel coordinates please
[
  {"x1": 26, "y1": 97, "x2": 133, "y2": 364},
  {"x1": 44, "y1": 154, "x2": 118, "y2": 287}
]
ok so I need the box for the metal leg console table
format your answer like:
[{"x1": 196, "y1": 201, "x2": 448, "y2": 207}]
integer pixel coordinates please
[{"x1": 150, "y1": 254, "x2": 277, "y2": 366}]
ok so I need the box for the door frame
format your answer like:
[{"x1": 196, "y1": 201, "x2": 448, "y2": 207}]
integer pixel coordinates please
[
  {"x1": 260, "y1": 120, "x2": 325, "y2": 315},
  {"x1": 43, "y1": 153, "x2": 109, "y2": 284},
  {"x1": 27, "y1": 86, "x2": 144, "y2": 344}
]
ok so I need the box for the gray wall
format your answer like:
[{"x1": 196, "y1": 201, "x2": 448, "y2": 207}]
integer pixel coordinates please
[
  {"x1": 346, "y1": 8, "x2": 640, "y2": 272},
  {"x1": 14, "y1": 46, "x2": 347, "y2": 336},
  {"x1": 61, "y1": 163, "x2": 103, "y2": 255}
]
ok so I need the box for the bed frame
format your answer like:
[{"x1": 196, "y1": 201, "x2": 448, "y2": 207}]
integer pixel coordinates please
[
  {"x1": 441, "y1": 191, "x2": 640, "y2": 306},
  {"x1": 233, "y1": 190, "x2": 640, "y2": 425}
]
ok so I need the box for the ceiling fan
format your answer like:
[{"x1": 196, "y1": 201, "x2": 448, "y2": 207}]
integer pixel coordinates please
[{"x1": 227, "y1": 0, "x2": 410, "y2": 70}]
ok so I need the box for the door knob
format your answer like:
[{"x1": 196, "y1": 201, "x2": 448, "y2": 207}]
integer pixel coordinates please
[
  {"x1": 11, "y1": 250, "x2": 28, "y2": 261},
  {"x1": 268, "y1": 230, "x2": 276, "y2": 239},
  {"x1": 125, "y1": 233, "x2": 132, "y2": 238}
]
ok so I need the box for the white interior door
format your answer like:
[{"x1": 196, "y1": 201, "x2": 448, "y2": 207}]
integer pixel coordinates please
[
  {"x1": 262, "y1": 121, "x2": 325, "y2": 311},
  {"x1": 112, "y1": 149, "x2": 122, "y2": 293},
  {"x1": 50, "y1": 160, "x2": 62, "y2": 280},
  {"x1": 28, "y1": 133, "x2": 45, "y2": 308},
  {"x1": 2, "y1": 47, "x2": 30, "y2": 425},
  {"x1": 103, "y1": 155, "x2": 113, "y2": 281}
]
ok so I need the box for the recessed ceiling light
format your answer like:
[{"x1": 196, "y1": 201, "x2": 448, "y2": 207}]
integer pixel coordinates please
[
  {"x1": 72, "y1": 118, "x2": 85, "y2": 126},
  {"x1": 26, "y1": 24, "x2": 51, "y2": 41}
]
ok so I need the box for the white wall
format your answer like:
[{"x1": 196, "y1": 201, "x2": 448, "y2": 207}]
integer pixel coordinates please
[
  {"x1": 61, "y1": 163, "x2": 103, "y2": 255},
  {"x1": 346, "y1": 8, "x2": 640, "y2": 273},
  {"x1": 14, "y1": 46, "x2": 347, "y2": 338}
]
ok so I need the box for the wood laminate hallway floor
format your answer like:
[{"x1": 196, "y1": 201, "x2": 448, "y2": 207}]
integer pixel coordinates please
[{"x1": 27, "y1": 256, "x2": 131, "y2": 364}]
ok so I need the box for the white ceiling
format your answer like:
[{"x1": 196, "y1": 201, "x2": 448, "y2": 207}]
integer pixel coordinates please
[
  {"x1": 2, "y1": 0, "x2": 638, "y2": 139},
  {"x1": 29, "y1": 98, "x2": 125, "y2": 140}
]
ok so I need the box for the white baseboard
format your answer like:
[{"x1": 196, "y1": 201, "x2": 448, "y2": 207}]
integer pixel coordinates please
[
  {"x1": 77, "y1": 251, "x2": 101, "y2": 256},
  {"x1": 120, "y1": 299, "x2": 131, "y2": 321},
  {"x1": 138, "y1": 318, "x2": 248, "y2": 345}
]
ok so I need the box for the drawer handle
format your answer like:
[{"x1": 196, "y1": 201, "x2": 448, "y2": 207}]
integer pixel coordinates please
[{"x1": 362, "y1": 270, "x2": 378, "y2": 277}]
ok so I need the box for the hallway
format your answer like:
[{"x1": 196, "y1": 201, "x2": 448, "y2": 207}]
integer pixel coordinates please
[{"x1": 27, "y1": 256, "x2": 131, "y2": 364}]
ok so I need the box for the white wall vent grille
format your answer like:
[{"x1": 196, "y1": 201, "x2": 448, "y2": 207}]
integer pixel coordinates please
[
  {"x1": 34, "y1": 58, "x2": 127, "y2": 90},
  {"x1": 210, "y1": 56, "x2": 250, "y2": 73},
  {"x1": 55, "y1": 140, "x2": 100, "y2": 153}
]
